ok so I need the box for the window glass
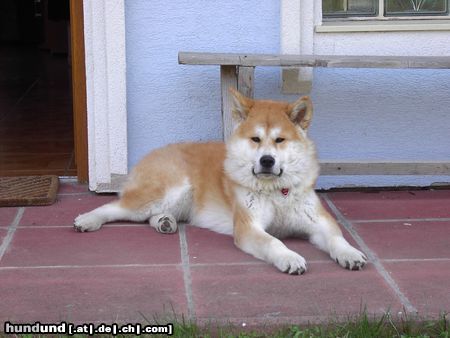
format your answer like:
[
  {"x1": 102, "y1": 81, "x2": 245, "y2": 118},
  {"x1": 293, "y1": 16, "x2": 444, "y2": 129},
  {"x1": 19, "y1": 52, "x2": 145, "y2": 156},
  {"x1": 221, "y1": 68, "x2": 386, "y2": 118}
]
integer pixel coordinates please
[
  {"x1": 323, "y1": 0, "x2": 448, "y2": 17},
  {"x1": 385, "y1": 0, "x2": 448, "y2": 15},
  {"x1": 323, "y1": 0, "x2": 377, "y2": 17}
]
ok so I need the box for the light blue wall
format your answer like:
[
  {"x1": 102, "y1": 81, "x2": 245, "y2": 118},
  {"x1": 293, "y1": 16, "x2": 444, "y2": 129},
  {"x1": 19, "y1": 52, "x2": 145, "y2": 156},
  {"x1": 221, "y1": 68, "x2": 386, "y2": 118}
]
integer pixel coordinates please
[
  {"x1": 311, "y1": 68, "x2": 450, "y2": 188},
  {"x1": 125, "y1": 0, "x2": 280, "y2": 162},
  {"x1": 125, "y1": 1, "x2": 450, "y2": 189}
]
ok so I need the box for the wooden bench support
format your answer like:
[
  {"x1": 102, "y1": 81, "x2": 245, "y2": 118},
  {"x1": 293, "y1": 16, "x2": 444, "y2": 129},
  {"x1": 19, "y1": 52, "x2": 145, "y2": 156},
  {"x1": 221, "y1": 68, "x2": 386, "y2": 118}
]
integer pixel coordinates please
[
  {"x1": 181, "y1": 52, "x2": 450, "y2": 176},
  {"x1": 221, "y1": 66, "x2": 254, "y2": 139}
]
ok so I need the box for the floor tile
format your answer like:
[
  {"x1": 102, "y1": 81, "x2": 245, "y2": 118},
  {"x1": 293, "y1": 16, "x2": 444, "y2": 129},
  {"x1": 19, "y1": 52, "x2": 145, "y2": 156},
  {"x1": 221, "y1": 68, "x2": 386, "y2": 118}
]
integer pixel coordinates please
[
  {"x1": 328, "y1": 190, "x2": 450, "y2": 220},
  {"x1": 186, "y1": 226, "x2": 258, "y2": 265},
  {"x1": 19, "y1": 194, "x2": 117, "y2": 226},
  {"x1": 355, "y1": 221, "x2": 450, "y2": 259},
  {"x1": 0, "y1": 208, "x2": 18, "y2": 227},
  {"x1": 385, "y1": 261, "x2": 450, "y2": 316},
  {"x1": 0, "y1": 266, "x2": 186, "y2": 324},
  {"x1": 1, "y1": 227, "x2": 181, "y2": 267},
  {"x1": 186, "y1": 222, "x2": 361, "y2": 265},
  {"x1": 190, "y1": 263, "x2": 400, "y2": 324}
]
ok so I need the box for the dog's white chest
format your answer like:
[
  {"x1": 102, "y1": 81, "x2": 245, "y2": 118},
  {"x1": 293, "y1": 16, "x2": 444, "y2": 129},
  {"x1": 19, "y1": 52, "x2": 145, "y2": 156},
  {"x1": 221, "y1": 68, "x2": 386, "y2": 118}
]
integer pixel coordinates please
[
  {"x1": 256, "y1": 188, "x2": 318, "y2": 238},
  {"x1": 272, "y1": 190, "x2": 304, "y2": 220},
  {"x1": 243, "y1": 188, "x2": 306, "y2": 224}
]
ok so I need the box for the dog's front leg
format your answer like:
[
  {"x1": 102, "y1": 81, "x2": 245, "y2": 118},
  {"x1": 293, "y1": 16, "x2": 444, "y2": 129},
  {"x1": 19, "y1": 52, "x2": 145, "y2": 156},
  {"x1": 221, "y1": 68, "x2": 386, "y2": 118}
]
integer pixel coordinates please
[
  {"x1": 300, "y1": 192, "x2": 367, "y2": 270},
  {"x1": 233, "y1": 205, "x2": 307, "y2": 275}
]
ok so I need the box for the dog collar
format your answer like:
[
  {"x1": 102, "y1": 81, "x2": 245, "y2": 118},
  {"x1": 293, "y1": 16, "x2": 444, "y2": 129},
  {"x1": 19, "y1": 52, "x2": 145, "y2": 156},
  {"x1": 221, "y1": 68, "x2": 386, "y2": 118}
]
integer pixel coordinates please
[{"x1": 281, "y1": 188, "x2": 289, "y2": 196}]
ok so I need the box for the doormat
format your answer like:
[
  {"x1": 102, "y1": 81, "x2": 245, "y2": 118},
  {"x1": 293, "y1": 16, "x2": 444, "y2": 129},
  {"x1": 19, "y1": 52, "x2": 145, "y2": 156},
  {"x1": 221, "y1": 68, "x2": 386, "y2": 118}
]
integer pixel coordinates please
[{"x1": 0, "y1": 175, "x2": 59, "y2": 207}]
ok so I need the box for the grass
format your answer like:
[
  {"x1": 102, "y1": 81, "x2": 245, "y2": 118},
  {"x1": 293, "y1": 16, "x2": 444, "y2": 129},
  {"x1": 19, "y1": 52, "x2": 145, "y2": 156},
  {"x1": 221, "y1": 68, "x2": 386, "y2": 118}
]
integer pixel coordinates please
[
  {"x1": 148, "y1": 310, "x2": 449, "y2": 337},
  {"x1": 169, "y1": 311, "x2": 449, "y2": 338},
  {"x1": 2, "y1": 311, "x2": 448, "y2": 338}
]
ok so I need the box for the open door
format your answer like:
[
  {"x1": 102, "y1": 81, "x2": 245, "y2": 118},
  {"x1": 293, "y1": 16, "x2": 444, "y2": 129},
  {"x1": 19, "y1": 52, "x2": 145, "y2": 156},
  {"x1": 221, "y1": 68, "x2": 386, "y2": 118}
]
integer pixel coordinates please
[{"x1": 0, "y1": 0, "x2": 87, "y2": 180}]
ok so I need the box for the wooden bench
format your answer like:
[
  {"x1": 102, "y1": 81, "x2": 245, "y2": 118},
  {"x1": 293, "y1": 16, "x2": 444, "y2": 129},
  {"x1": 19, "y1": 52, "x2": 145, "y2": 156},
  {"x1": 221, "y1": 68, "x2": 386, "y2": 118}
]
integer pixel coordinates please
[{"x1": 178, "y1": 52, "x2": 450, "y2": 176}]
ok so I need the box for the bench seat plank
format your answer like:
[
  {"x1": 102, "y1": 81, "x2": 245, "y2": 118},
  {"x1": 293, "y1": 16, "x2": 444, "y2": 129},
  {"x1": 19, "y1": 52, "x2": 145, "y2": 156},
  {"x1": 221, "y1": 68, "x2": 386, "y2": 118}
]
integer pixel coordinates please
[{"x1": 179, "y1": 52, "x2": 450, "y2": 69}]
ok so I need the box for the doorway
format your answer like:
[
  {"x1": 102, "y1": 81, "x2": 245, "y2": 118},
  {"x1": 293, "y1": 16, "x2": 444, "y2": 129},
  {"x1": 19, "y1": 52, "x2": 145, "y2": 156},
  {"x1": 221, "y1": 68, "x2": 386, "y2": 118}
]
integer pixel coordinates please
[{"x1": 0, "y1": 0, "x2": 87, "y2": 181}]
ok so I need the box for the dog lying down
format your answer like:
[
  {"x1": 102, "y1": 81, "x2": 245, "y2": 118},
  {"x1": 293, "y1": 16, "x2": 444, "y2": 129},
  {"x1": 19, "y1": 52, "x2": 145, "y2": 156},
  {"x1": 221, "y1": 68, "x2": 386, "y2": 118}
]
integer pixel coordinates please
[{"x1": 74, "y1": 88, "x2": 367, "y2": 274}]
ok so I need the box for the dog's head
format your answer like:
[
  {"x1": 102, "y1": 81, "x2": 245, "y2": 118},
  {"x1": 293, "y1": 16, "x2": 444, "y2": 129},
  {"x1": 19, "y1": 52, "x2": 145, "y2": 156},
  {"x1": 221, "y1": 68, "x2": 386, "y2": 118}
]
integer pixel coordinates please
[{"x1": 224, "y1": 88, "x2": 319, "y2": 191}]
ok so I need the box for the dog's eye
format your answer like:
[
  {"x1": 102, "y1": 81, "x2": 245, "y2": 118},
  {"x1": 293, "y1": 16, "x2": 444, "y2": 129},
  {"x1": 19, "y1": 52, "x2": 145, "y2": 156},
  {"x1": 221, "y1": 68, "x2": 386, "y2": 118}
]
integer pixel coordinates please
[
  {"x1": 251, "y1": 137, "x2": 261, "y2": 143},
  {"x1": 275, "y1": 137, "x2": 285, "y2": 143}
]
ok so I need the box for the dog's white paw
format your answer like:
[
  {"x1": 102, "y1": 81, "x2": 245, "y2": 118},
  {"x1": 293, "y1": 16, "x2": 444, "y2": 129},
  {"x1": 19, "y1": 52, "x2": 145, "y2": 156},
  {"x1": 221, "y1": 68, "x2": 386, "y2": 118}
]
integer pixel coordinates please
[
  {"x1": 331, "y1": 245, "x2": 367, "y2": 271},
  {"x1": 149, "y1": 214, "x2": 178, "y2": 234},
  {"x1": 74, "y1": 213, "x2": 103, "y2": 232},
  {"x1": 273, "y1": 249, "x2": 307, "y2": 275}
]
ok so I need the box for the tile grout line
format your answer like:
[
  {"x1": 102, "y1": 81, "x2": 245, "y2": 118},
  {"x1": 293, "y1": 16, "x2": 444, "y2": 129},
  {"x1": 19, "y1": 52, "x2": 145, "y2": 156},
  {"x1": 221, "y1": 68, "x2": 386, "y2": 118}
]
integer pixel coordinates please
[
  {"x1": 57, "y1": 192, "x2": 91, "y2": 196},
  {"x1": 382, "y1": 258, "x2": 450, "y2": 263},
  {"x1": 351, "y1": 217, "x2": 450, "y2": 224},
  {"x1": 178, "y1": 224, "x2": 196, "y2": 322},
  {"x1": 322, "y1": 194, "x2": 418, "y2": 314},
  {"x1": 15, "y1": 224, "x2": 147, "y2": 229},
  {"x1": 1, "y1": 258, "x2": 446, "y2": 271},
  {"x1": 0, "y1": 263, "x2": 181, "y2": 270},
  {"x1": 0, "y1": 208, "x2": 25, "y2": 263},
  {"x1": 2, "y1": 260, "x2": 331, "y2": 269}
]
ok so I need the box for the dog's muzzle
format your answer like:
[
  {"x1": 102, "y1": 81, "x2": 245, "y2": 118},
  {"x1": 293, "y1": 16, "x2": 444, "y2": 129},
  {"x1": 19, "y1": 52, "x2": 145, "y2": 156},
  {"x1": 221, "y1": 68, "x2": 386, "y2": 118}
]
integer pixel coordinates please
[
  {"x1": 252, "y1": 168, "x2": 283, "y2": 177},
  {"x1": 252, "y1": 155, "x2": 283, "y2": 178}
]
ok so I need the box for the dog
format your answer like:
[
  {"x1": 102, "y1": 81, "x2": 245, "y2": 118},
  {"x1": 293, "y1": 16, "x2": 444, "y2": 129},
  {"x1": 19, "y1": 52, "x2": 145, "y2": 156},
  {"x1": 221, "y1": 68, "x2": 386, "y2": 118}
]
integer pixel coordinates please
[{"x1": 74, "y1": 88, "x2": 367, "y2": 274}]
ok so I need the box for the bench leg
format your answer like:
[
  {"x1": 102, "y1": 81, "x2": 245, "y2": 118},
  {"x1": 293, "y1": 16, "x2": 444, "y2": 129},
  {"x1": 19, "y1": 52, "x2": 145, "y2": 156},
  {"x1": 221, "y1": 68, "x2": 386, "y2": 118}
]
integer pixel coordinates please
[
  {"x1": 220, "y1": 65, "x2": 255, "y2": 141},
  {"x1": 238, "y1": 66, "x2": 254, "y2": 99},
  {"x1": 220, "y1": 65, "x2": 237, "y2": 140}
]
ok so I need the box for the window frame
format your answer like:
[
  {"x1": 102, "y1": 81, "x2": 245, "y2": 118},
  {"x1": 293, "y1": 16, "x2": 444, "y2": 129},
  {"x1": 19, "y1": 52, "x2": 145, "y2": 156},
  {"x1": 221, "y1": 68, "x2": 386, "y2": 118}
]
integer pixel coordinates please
[{"x1": 322, "y1": 0, "x2": 450, "y2": 20}]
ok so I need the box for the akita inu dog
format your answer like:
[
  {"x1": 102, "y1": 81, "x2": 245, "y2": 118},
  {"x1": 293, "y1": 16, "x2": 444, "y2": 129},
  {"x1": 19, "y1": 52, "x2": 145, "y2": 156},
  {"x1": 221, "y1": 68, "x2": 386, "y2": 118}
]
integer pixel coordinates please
[{"x1": 74, "y1": 88, "x2": 367, "y2": 274}]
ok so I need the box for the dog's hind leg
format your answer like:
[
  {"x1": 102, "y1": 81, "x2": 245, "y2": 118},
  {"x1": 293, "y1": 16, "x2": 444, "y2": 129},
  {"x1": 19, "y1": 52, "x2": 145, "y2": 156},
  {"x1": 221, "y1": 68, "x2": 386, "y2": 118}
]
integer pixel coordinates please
[
  {"x1": 74, "y1": 178, "x2": 192, "y2": 234},
  {"x1": 149, "y1": 214, "x2": 178, "y2": 234},
  {"x1": 147, "y1": 179, "x2": 193, "y2": 234},
  {"x1": 74, "y1": 144, "x2": 194, "y2": 233},
  {"x1": 74, "y1": 201, "x2": 148, "y2": 232}
]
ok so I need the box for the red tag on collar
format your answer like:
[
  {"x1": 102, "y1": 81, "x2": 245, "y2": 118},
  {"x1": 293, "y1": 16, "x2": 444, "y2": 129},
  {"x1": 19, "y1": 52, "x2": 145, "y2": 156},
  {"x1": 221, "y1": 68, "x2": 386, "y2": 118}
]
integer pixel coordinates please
[{"x1": 281, "y1": 188, "x2": 289, "y2": 196}]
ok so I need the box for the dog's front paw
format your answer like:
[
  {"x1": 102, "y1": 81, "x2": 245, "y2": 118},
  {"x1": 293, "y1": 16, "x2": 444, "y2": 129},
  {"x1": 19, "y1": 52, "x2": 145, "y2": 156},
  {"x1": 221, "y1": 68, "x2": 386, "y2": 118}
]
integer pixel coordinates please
[
  {"x1": 74, "y1": 213, "x2": 103, "y2": 232},
  {"x1": 331, "y1": 245, "x2": 367, "y2": 271},
  {"x1": 273, "y1": 249, "x2": 307, "y2": 275}
]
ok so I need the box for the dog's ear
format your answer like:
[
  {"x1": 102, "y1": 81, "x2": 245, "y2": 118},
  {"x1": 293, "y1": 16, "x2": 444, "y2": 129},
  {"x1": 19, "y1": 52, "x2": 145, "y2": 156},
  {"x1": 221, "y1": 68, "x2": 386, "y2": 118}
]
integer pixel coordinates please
[
  {"x1": 230, "y1": 87, "x2": 253, "y2": 122},
  {"x1": 288, "y1": 96, "x2": 313, "y2": 130}
]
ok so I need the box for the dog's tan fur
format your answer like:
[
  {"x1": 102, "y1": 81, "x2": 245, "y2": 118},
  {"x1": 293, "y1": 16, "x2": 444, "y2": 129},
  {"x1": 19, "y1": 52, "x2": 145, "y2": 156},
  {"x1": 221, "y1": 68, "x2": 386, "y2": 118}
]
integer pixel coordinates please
[
  {"x1": 120, "y1": 143, "x2": 230, "y2": 211},
  {"x1": 74, "y1": 89, "x2": 367, "y2": 274}
]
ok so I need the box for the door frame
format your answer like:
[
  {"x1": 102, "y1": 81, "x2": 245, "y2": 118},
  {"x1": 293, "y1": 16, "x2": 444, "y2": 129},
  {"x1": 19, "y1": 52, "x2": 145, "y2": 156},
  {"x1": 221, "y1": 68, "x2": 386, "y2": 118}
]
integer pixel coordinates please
[
  {"x1": 70, "y1": 0, "x2": 128, "y2": 191},
  {"x1": 70, "y1": 0, "x2": 88, "y2": 182}
]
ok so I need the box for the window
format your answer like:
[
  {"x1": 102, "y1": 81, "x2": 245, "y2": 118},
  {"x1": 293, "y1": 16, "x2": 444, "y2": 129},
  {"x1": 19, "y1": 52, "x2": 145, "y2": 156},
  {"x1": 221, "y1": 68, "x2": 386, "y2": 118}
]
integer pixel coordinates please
[{"x1": 323, "y1": 0, "x2": 449, "y2": 18}]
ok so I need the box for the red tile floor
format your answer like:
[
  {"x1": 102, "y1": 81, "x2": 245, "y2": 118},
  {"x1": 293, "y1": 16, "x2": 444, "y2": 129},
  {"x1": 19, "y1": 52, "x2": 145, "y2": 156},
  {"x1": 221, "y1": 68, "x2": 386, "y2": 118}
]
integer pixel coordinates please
[{"x1": 0, "y1": 181, "x2": 449, "y2": 327}]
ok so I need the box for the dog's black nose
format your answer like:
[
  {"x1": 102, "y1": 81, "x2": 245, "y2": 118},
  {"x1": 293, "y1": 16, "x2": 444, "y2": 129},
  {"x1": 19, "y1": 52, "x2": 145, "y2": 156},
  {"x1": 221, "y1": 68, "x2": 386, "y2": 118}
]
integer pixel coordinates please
[{"x1": 260, "y1": 155, "x2": 275, "y2": 169}]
